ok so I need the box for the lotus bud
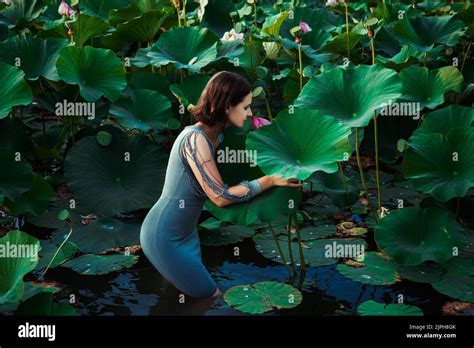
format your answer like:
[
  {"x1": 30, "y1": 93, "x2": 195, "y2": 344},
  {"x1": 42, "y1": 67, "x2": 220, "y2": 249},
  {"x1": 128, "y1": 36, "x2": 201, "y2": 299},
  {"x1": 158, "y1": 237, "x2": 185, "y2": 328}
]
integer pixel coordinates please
[
  {"x1": 299, "y1": 20, "x2": 312, "y2": 34},
  {"x1": 251, "y1": 116, "x2": 271, "y2": 130},
  {"x1": 325, "y1": 0, "x2": 338, "y2": 6}
]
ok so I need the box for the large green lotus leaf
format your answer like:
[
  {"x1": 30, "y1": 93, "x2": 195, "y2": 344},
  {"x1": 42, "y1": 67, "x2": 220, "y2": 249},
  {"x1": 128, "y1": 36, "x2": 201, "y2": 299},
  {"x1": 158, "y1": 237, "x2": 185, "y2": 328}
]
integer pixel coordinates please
[
  {"x1": 411, "y1": 105, "x2": 473, "y2": 138},
  {"x1": 374, "y1": 3, "x2": 419, "y2": 24},
  {"x1": 131, "y1": 47, "x2": 152, "y2": 68},
  {"x1": 15, "y1": 292, "x2": 76, "y2": 315},
  {"x1": 205, "y1": 187, "x2": 301, "y2": 226},
  {"x1": 392, "y1": 15, "x2": 467, "y2": 52},
  {"x1": 0, "y1": 280, "x2": 61, "y2": 314},
  {"x1": 78, "y1": 0, "x2": 134, "y2": 20},
  {"x1": 280, "y1": 7, "x2": 342, "y2": 39},
  {"x1": 147, "y1": 26, "x2": 218, "y2": 73},
  {"x1": 398, "y1": 263, "x2": 446, "y2": 284},
  {"x1": 169, "y1": 74, "x2": 210, "y2": 107},
  {"x1": 254, "y1": 234, "x2": 367, "y2": 267},
  {"x1": 198, "y1": 222, "x2": 255, "y2": 246},
  {"x1": 216, "y1": 40, "x2": 245, "y2": 61},
  {"x1": 205, "y1": 127, "x2": 301, "y2": 225},
  {"x1": 402, "y1": 128, "x2": 474, "y2": 201},
  {"x1": 7, "y1": 173, "x2": 54, "y2": 217},
  {"x1": 101, "y1": 10, "x2": 166, "y2": 49},
  {"x1": 307, "y1": 171, "x2": 360, "y2": 208},
  {"x1": 375, "y1": 45, "x2": 423, "y2": 71},
  {"x1": 358, "y1": 300, "x2": 423, "y2": 316},
  {"x1": 109, "y1": 89, "x2": 172, "y2": 131},
  {"x1": 261, "y1": 11, "x2": 290, "y2": 37},
  {"x1": 68, "y1": 14, "x2": 109, "y2": 47},
  {"x1": 336, "y1": 252, "x2": 399, "y2": 285},
  {"x1": 246, "y1": 108, "x2": 351, "y2": 179},
  {"x1": 0, "y1": 62, "x2": 33, "y2": 119},
  {"x1": 322, "y1": 32, "x2": 364, "y2": 55},
  {"x1": 432, "y1": 257, "x2": 474, "y2": 303},
  {"x1": 399, "y1": 66, "x2": 464, "y2": 110},
  {"x1": 67, "y1": 217, "x2": 140, "y2": 253},
  {"x1": 129, "y1": 71, "x2": 172, "y2": 99},
  {"x1": 0, "y1": 33, "x2": 70, "y2": 81},
  {"x1": 294, "y1": 64, "x2": 402, "y2": 128},
  {"x1": 63, "y1": 127, "x2": 168, "y2": 216},
  {"x1": 61, "y1": 253, "x2": 138, "y2": 275},
  {"x1": 0, "y1": 148, "x2": 33, "y2": 201},
  {"x1": 198, "y1": 0, "x2": 234, "y2": 37},
  {"x1": 223, "y1": 281, "x2": 302, "y2": 314},
  {"x1": 56, "y1": 46, "x2": 127, "y2": 102},
  {"x1": 375, "y1": 207, "x2": 468, "y2": 265},
  {"x1": 0, "y1": 0, "x2": 47, "y2": 26},
  {"x1": 0, "y1": 231, "x2": 40, "y2": 305},
  {"x1": 232, "y1": 39, "x2": 262, "y2": 72}
]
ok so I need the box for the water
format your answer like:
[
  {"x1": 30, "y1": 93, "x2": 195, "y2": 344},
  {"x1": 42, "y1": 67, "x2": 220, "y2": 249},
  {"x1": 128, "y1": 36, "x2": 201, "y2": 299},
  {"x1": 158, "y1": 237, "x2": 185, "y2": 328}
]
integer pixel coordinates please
[{"x1": 36, "y1": 234, "x2": 452, "y2": 316}]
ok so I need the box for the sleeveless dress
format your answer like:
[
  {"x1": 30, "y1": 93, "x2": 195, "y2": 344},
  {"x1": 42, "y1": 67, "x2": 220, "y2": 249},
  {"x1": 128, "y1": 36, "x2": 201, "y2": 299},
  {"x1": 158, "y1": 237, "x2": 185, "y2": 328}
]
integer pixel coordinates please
[{"x1": 140, "y1": 124, "x2": 262, "y2": 298}]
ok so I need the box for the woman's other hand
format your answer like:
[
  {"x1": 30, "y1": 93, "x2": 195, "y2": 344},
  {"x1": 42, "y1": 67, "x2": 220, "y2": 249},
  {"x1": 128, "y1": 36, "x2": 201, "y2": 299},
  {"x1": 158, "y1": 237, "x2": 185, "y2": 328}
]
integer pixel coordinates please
[{"x1": 272, "y1": 176, "x2": 303, "y2": 188}]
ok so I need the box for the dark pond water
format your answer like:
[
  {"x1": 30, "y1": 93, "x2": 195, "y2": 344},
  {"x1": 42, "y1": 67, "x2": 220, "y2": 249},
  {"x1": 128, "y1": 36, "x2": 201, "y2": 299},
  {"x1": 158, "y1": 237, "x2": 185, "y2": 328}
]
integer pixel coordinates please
[{"x1": 35, "y1": 229, "x2": 453, "y2": 316}]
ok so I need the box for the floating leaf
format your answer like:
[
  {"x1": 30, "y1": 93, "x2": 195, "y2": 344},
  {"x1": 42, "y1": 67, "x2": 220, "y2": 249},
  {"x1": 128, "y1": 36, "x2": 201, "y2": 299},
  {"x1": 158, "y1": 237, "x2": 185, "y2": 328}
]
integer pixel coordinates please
[
  {"x1": 432, "y1": 257, "x2": 474, "y2": 303},
  {"x1": 224, "y1": 281, "x2": 302, "y2": 314},
  {"x1": 16, "y1": 292, "x2": 76, "y2": 316},
  {"x1": 336, "y1": 252, "x2": 398, "y2": 285},
  {"x1": 358, "y1": 300, "x2": 423, "y2": 316},
  {"x1": 61, "y1": 253, "x2": 138, "y2": 275}
]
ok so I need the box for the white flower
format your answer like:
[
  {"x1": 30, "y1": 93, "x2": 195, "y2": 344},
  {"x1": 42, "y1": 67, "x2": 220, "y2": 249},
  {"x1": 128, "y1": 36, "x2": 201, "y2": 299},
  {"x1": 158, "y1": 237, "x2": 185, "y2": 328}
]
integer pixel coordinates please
[
  {"x1": 221, "y1": 28, "x2": 244, "y2": 42},
  {"x1": 247, "y1": 0, "x2": 255, "y2": 4},
  {"x1": 3, "y1": 0, "x2": 12, "y2": 6},
  {"x1": 326, "y1": 0, "x2": 338, "y2": 6}
]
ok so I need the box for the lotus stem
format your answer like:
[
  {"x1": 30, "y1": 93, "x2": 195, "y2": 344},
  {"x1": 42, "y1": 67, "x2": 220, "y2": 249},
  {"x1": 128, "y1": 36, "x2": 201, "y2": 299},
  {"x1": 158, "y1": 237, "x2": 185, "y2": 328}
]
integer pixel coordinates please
[
  {"x1": 298, "y1": 42, "x2": 303, "y2": 91},
  {"x1": 355, "y1": 127, "x2": 378, "y2": 222},
  {"x1": 263, "y1": 93, "x2": 274, "y2": 122},
  {"x1": 39, "y1": 221, "x2": 73, "y2": 279},
  {"x1": 370, "y1": 37, "x2": 375, "y2": 65},
  {"x1": 373, "y1": 111, "x2": 382, "y2": 217},
  {"x1": 338, "y1": 162, "x2": 351, "y2": 205},
  {"x1": 287, "y1": 214, "x2": 296, "y2": 275},
  {"x1": 293, "y1": 213, "x2": 306, "y2": 272},
  {"x1": 253, "y1": 2, "x2": 257, "y2": 27},
  {"x1": 268, "y1": 221, "x2": 291, "y2": 277},
  {"x1": 461, "y1": 41, "x2": 472, "y2": 73},
  {"x1": 371, "y1": 37, "x2": 382, "y2": 217},
  {"x1": 345, "y1": 0, "x2": 350, "y2": 59},
  {"x1": 183, "y1": 0, "x2": 187, "y2": 26}
]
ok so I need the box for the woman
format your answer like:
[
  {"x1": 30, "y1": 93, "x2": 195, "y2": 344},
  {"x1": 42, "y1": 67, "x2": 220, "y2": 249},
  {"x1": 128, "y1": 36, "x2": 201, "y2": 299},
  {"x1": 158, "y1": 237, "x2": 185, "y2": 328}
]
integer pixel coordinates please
[{"x1": 140, "y1": 71, "x2": 302, "y2": 301}]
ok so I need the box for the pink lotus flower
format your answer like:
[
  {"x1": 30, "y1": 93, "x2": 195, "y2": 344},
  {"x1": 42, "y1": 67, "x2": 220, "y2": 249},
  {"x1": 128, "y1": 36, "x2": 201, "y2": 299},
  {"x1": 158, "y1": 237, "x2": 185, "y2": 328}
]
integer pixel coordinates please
[
  {"x1": 299, "y1": 20, "x2": 312, "y2": 34},
  {"x1": 251, "y1": 116, "x2": 271, "y2": 130},
  {"x1": 58, "y1": 0, "x2": 75, "y2": 18}
]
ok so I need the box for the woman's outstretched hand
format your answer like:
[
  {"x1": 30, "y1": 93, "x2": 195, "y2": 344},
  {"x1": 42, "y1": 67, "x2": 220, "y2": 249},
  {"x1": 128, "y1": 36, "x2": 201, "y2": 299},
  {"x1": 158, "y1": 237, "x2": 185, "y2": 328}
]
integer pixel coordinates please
[{"x1": 272, "y1": 176, "x2": 303, "y2": 188}]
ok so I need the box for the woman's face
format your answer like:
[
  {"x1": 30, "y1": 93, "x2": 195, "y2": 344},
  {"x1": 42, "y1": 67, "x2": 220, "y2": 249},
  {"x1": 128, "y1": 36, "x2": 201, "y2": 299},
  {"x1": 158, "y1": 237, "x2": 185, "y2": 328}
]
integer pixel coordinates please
[{"x1": 227, "y1": 93, "x2": 253, "y2": 128}]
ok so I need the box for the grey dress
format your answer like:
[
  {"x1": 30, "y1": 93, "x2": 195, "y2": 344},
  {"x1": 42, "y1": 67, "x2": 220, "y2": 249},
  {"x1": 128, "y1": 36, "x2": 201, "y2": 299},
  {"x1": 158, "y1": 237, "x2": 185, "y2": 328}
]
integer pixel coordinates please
[{"x1": 140, "y1": 124, "x2": 262, "y2": 298}]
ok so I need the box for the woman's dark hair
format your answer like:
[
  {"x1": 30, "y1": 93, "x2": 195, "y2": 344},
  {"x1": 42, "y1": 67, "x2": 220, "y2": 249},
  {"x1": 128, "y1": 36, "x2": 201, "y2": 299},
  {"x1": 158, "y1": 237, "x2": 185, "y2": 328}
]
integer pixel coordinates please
[{"x1": 191, "y1": 71, "x2": 251, "y2": 130}]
